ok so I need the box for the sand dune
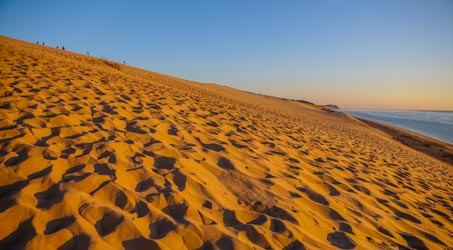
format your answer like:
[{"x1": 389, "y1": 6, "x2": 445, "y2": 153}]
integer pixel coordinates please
[{"x1": 1, "y1": 35, "x2": 452, "y2": 250}]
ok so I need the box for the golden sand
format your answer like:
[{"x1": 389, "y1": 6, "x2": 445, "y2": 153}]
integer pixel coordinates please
[{"x1": 1, "y1": 36, "x2": 452, "y2": 249}]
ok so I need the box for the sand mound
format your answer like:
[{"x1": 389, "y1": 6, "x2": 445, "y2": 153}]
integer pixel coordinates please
[{"x1": 1, "y1": 35, "x2": 452, "y2": 249}]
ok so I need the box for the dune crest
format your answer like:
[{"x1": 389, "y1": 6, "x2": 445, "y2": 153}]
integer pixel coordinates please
[{"x1": 1, "y1": 36, "x2": 452, "y2": 249}]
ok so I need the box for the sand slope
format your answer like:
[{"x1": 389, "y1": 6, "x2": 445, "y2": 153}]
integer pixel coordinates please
[{"x1": 1, "y1": 36, "x2": 452, "y2": 250}]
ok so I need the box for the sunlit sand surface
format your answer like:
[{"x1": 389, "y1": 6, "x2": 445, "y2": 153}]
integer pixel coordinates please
[{"x1": 1, "y1": 36, "x2": 452, "y2": 249}]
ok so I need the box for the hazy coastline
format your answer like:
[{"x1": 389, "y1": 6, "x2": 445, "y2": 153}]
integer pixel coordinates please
[{"x1": 340, "y1": 109, "x2": 453, "y2": 144}]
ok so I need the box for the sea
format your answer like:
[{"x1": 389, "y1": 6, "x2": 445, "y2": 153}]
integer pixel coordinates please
[{"x1": 339, "y1": 110, "x2": 453, "y2": 144}]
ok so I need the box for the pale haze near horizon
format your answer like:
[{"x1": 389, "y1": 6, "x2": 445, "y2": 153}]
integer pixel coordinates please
[{"x1": 0, "y1": 0, "x2": 452, "y2": 110}]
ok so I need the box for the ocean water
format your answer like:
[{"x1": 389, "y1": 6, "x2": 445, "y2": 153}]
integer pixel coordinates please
[{"x1": 340, "y1": 110, "x2": 453, "y2": 144}]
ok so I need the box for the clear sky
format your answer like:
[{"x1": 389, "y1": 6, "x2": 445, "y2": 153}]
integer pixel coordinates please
[{"x1": 1, "y1": 0, "x2": 452, "y2": 109}]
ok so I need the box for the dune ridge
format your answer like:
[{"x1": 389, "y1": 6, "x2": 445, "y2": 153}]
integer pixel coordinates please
[{"x1": 1, "y1": 35, "x2": 452, "y2": 250}]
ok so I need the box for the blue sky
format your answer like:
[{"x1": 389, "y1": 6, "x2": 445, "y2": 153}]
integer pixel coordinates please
[{"x1": 1, "y1": 0, "x2": 452, "y2": 109}]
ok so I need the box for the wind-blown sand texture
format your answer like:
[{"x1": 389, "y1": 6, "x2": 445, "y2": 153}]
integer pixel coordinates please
[{"x1": 1, "y1": 36, "x2": 452, "y2": 250}]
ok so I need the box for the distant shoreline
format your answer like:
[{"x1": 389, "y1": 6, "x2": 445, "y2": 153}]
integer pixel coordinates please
[
  {"x1": 341, "y1": 109, "x2": 453, "y2": 113},
  {"x1": 350, "y1": 116, "x2": 453, "y2": 165},
  {"x1": 405, "y1": 110, "x2": 453, "y2": 113},
  {"x1": 339, "y1": 109, "x2": 453, "y2": 145}
]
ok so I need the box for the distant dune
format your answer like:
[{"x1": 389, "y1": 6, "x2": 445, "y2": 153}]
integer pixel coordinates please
[{"x1": 1, "y1": 35, "x2": 452, "y2": 250}]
